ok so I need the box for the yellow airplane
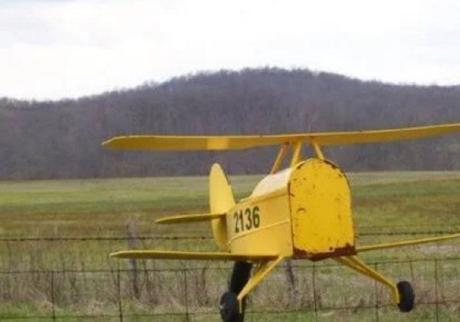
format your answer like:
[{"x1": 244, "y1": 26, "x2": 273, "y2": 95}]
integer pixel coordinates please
[{"x1": 103, "y1": 123, "x2": 460, "y2": 322}]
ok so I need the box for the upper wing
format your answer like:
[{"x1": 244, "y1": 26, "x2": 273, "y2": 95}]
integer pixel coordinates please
[
  {"x1": 356, "y1": 233, "x2": 460, "y2": 253},
  {"x1": 110, "y1": 249, "x2": 278, "y2": 261},
  {"x1": 155, "y1": 213, "x2": 225, "y2": 224},
  {"x1": 102, "y1": 123, "x2": 460, "y2": 151}
]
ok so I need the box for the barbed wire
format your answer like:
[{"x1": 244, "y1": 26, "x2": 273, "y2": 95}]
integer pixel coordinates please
[
  {"x1": 2, "y1": 229, "x2": 460, "y2": 242},
  {"x1": 0, "y1": 257, "x2": 457, "y2": 321},
  {"x1": 1, "y1": 233, "x2": 460, "y2": 321},
  {"x1": 1, "y1": 256, "x2": 460, "y2": 275},
  {"x1": 0, "y1": 235, "x2": 212, "y2": 242}
]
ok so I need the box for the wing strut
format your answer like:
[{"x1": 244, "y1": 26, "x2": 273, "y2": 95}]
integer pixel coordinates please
[
  {"x1": 356, "y1": 233, "x2": 460, "y2": 253},
  {"x1": 155, "y1": 213, "x2": 225, "y2": 224},
  {"x1": 237, "y1": 256, "x2": 284, "y2": 301}
]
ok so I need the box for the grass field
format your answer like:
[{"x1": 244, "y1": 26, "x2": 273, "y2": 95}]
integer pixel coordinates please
[{"x1": 1, "y1": 172, "x2": 460, "y2": 321}]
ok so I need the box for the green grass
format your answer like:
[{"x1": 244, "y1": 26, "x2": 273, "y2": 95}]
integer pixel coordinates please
[
  {"x1": 1, "y1": 172, "x2": 460, "y2": 321},
  {"x1": 2, "y1": 172, "x2": 460, "y2": 237}
]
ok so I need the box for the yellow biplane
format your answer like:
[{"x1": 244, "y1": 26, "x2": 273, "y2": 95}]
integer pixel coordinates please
[{"x1": 103, "y1": 123, "x2": 460, "y2": 322}]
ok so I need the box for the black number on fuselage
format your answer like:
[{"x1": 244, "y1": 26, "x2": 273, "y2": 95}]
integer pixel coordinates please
[
  {"x1": 253, "y1": 206, "x2": 260, "y2": 228},
  {"x1": 244, "y1": 208, "x2": 252, "y2": 230},
  {"x1": 234, "y1": 206, "x2": 260, "y2": 233},
  {"x1": 233, "y1": 212, "x2": 239, "y2": 233},
  {"x1": 233, "y1": 211, "x2": 243, "y2": 233}
]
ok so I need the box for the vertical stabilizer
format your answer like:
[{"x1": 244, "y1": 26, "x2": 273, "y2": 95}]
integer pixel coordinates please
[{"x1": 209, "y1": 163, "x2": 235, "y2": 251}]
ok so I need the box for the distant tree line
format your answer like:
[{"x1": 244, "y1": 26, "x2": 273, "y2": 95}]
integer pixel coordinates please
[{"x1": 1, "y1": 67, "x2": 460, "y2": 180}]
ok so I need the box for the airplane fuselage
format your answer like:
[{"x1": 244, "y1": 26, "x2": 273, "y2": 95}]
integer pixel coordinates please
[{"x1": 227, "y1": 158, "x2": 356, "y2": 260}]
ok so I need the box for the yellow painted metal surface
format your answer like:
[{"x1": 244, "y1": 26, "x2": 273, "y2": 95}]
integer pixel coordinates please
[
  {"x1": 357, "y1": 233, "x2": 460, "y2": 253},
  {"x1": 270, "y1": 143, "x2": 288, "y2": 174},
  {"x1": 250, "y1": 168, "x2": 292, "y2": 198},
  {"x1": 311, "y1": 140, "x2": 325, "y2": 160},
  {"x1": 209, "y1": 163, "x2": 235, "y2": 251},
  {"x1": 289, "y1": 158, "x2": 355, "y2": 260},
  {"x1": 155, "y1": 212, "x2": 225, "y2": 224},
  {"x1": 236, "y1": 256, "x2": 284, "y2": 301},
  {"x1": 110, "y1": 250, "x2": 278, "y2": 261},
  {"x1": 334, "y1": 256, "x2": 400, "y2": 303},
  {"x1": 227, "y1": 171, "x2": 293, "y2": 258},
  {"x1": 290, "y1": 141, "x2": 303, "y2": 167},
  {"x1": 102, "y1": 122, "x2": 460, "y2": 151}
]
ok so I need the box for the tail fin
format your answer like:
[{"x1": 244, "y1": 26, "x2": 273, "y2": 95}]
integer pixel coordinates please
[{"x1": 209, "y1": 163, "x2": 235, "y2": 251}]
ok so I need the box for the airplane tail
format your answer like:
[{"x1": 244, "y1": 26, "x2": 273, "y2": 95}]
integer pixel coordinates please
[{"x1": 209, "y1": 163, "x2": 235, "y2": 251}]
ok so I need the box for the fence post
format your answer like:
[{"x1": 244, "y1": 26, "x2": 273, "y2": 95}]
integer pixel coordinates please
[
  {"x1": 311, "y1": 264, "x2": 318, "y2": 322},
  {"x1": 434, "y1": 259, "x2": 439, "y2": 322},
  {"x1": 126, "y1": 218, "x2": 140, "y2": 299},
  {"x1": 117, "y1": 267, "x2": 124, "y2": 322},
  {"x1": 373, "y1": 263, "x2": 379, "y2": 322},
  {"x1": 284, "y1": 260, "x2": 298, "y2": 304},
  {"x1": 183, "y1": 269, "x2": 190, "y2": 322},
  {"x1": 50, "y1": 271, "x2": 56, "y2": 321}
]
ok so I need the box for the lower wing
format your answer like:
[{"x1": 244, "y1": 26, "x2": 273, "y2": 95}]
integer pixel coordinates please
[
  {"x1": 110, "y1": 250, "x2": 278, "y2": 261},
  {"x1": 356, "y1": 233, "x2": 460, "y2": 253}
]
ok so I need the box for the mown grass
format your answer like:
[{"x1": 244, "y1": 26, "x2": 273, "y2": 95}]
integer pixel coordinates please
[
  {"x1": 2, "y1": 172, "x2": 460, "y2": 237},
  {"x1": 1, "y1": 172, "x2": 460, "y2": 321}
]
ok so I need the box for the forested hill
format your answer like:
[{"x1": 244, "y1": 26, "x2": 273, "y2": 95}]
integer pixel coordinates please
[{"x1": 2, "y1": 68, "x2": 460, "y2": 180}]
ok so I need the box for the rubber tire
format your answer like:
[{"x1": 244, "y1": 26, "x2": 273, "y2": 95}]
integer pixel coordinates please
[
  {"x1": 397, "y1": 281, "x2": 415, "y2": 312},
  {"x1": 219, "y1": 292, "x2": 241, "y2": 322},
  {"x1": 220, "y1": 261, "x2": 252, "y2": 322}
]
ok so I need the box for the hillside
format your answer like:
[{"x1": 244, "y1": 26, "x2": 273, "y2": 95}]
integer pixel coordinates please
[{"x1": 1, "y1": 67, "x2": 460, "y2": 179}]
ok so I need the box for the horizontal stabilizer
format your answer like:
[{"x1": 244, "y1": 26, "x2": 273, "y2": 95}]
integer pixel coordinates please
[
  {"x1": 357, "y1": 233, "x2": 460, "y2": 253},
  {"x1": 156, "y1": 213, "x2": 225, "y2": 224},
  {"x1": 110, "y1": 250, "x2": 279, "y2": 261},
  {"x1": 102, "y1": 123, "x2": 460, "y2": 151}
]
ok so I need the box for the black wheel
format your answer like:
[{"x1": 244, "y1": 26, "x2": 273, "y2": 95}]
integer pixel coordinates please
[
  {"x1": 219, "y1": 292, "x2": 241, "y2": 322},
  {"x1": 219, "y1": 261, "x2": 252, "y2": 322},
  {"x1": 397, "y1": 281, "x2": 415, "y2": 312}
]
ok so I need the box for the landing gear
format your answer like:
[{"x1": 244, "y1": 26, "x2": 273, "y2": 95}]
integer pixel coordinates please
[
  {"x1": 397, "y1": 281, "x2": 415, "y2": 312},
  {"x1": 334, "y1": 256, "x2": 417, "y2": 314},
  {"x1": 220, "y1": 292, "x2": 240, "y2": 322},
  {"x1": 219, "y1": 261, "x2": 252, "y2": 322}
]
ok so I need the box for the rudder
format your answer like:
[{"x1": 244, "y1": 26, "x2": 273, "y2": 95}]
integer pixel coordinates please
[{"x1": 209, "y1": 163, "x2": 235, "y2": 251}]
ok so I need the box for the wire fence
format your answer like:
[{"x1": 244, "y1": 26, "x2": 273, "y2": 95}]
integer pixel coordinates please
[
  {"x1": 1, "y1": 256, "x2": 460, "y2": 321},
  {"x1": 1, "y1": 228, "x2": 460, "y2": 243}
]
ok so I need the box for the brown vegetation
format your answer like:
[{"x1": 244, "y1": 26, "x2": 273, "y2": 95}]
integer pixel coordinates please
[{"x1": 1, "y1": 68, "x2": 460, "y2": 180}]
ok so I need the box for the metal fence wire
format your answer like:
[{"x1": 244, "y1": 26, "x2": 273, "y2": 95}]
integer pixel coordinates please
[
  {"x1": 1, "y1": 229, "x2": 460, "y2": 242},
  {"x1": 1, "y1": 256, "x2": 460, "y2": 321}
]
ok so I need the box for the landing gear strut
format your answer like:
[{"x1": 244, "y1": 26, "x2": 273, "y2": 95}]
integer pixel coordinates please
[{"x1": 219, "y1": 261, "x2": 252, "y2": 322}]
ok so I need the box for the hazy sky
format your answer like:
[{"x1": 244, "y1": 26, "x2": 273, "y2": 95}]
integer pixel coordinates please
[{"x1": 1, "y1": 0, "x2": 459, "y2": 100}]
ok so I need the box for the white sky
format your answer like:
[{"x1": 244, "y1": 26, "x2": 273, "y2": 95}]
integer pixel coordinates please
[{"x1": 1, "y1": 0, "x2": 459, "y2": 100}]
